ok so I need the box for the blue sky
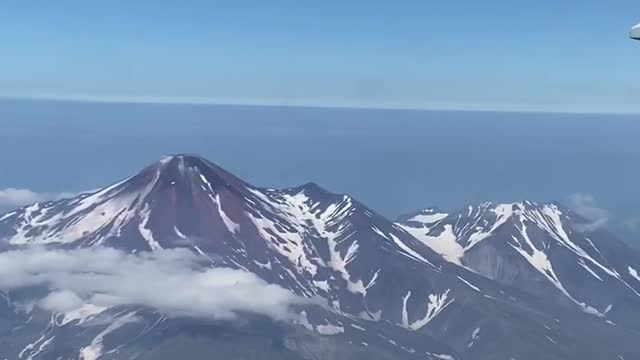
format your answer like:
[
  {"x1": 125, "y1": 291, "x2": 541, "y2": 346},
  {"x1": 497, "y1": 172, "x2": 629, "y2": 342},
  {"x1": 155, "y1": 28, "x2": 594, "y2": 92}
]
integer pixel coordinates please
[{"x1": 1, "y1": 0, "x2": 639, "y2": 113}]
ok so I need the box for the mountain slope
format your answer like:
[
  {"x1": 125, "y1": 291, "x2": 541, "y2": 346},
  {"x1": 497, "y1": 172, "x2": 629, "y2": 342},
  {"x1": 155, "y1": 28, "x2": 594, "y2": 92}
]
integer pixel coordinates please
[
  {"x1": 1, "y1": 156, "x2": 639, "y2": 360},
  {"x1": 398, "y1": 201, "x2": 640, "y2": 330}
]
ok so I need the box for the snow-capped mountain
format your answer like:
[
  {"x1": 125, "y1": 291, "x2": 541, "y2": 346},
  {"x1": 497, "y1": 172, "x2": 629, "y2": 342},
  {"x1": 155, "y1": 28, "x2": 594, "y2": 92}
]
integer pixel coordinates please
[
  {"x1": 0, "y1": 155, "x2": 451, "y2": 303},
  {"x1": 398, "y1": 201, "x2": 640, "y2": 330},
  {"x1": 1, "y1": 156, "x2": 639, "y2": 360}
]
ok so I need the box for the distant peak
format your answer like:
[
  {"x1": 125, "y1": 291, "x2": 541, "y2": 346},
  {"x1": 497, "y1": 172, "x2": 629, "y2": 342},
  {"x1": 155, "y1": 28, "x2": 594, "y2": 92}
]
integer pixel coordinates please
[
  {"x1": 467, "y1": 202, "x2": 569, "y2": 223},
  {"x1": 397, "y1": 207, "x2": 446, "y2": 222},
  {"x1": 417, "y1": 207, "x2": 445, "y2": 214},
  {"x1": 159, "y1": 154, "x2": 208, "y2": 166},
  {"x1": 401, "y1": 201, "x2": 566, "y2": 224},
  {"x1": 284, "y1": 181, "x2": 330, "y2": 197},
  {"x1": 121, "y1": 154, "x2": 253, "y2": 194},
  {"x1": 472, "y1": 201, "x2": 561, "y2": 211},
  {"x1": 153, "y1": 155, "x2": 209, "y2": 176},
  {"x1": 164, "y1": 153, "x2": 206, "y2": 160},
  {"x1": 300, "y1": 181, "x2": 325, "y2": 191}
]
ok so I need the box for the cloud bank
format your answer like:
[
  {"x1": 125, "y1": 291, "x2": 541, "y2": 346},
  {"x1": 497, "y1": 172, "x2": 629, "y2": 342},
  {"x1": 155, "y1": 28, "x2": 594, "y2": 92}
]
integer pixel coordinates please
[
  {"x1": 0, "y1": 247, "x2": 309, "y2": 322},
  {"x1": 566, "y1": 194, "x2": 609, "y2": 232},
  {"x1": 0, "y1": 188, "x2": 76, "y2": 210}
]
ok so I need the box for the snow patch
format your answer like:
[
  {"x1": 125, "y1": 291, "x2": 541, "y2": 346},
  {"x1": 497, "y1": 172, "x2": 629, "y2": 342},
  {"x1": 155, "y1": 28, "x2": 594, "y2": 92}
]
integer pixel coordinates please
[
  {"x1": 373, "y1": 227, "x2": 435, "y2": 268},
  {"x1": 457, "y1": 276, "x2": 481, "y2": 292},
  {"x1": 20, "y1": 332, "x2": 55, "y2": 360},
  {"x1": 280, "y1": 191, "x2": 366, "y2": 294},
  {"x1": 406, "y1": 212, "x2": 448, "y2": 224},
  {"x1": 579, "y1": 261, "x2": 603, "y2": 281},
  {"x1": 313, "y1": 280, "x2": 330, "y2": 291},
  {"x1": 511, "y1": 223, "x2": 604, "y2": 317},
  {"x1": 79, "y1": 311, "x2": 138, "y2": 360},
  {"x1": 316, "y1": 323, "x2": 345, "y2": 335},
  {"x1": 0, "y1": 211, "x2": 16, "y2": 222},
  {"x1": 629, "y1": 267, "x2": 640, "y2": 282},
  {"x1": 465, "y1": 203, "x2": 514, "y2": 250},
  {"x1": 429, "y1": 354, "x2": 456, "y2": 360},
  {"x1": 297, "y1": 311, "x2": 344, "y2": 335},
  {"x1": 366, "y1": 269, "x2": 381, "y2": 290},
  {"x1": 467, "y1": 327, "x2": 480, "y2": 348},
  {"x1": 8, "y1": 171, "x2": 158, "y2": 246},
  {"x1": 138, "y1": 204, "x2": 162, "y2": 250},
  {"x1": 214, "y1": 194, "x2": 240, "y2": 234},
  {"x1": 401, "y1": 224, "x2": 463, "y2": 265},
  {"x1": 58, "y1": 303, "x2": 108, "y2": 326},
  {"x1": 401, "y1": 289, "x2": 453, "y2": 330}
]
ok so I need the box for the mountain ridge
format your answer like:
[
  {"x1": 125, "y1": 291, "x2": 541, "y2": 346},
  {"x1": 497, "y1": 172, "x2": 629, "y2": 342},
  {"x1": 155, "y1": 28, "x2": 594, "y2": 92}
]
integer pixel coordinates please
[
  {"x1": 0, "y1": 155, "x2": 639, "y2": 360},
  {"x1": 398, "y1": 201, "x2": 640, "y2": 329}
]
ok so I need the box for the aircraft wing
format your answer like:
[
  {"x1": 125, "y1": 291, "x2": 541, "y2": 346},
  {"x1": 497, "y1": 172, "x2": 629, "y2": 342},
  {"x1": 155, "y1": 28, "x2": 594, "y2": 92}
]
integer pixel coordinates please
[{"x1": 632, "y1": 23, "x2": 640, "y2": 40}]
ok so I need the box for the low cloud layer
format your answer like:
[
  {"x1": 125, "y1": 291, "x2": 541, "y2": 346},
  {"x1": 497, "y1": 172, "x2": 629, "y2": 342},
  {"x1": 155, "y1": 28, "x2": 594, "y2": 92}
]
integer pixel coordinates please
[
  {"x1": 623, "y1": 217, "x2": 640, "y2": 233},
  {"x1": 566, "y1": 194, "x2": 609, "y2": 232},
  {"x1": 0, "y1": 247, "x2": 309, "y2": 321},
  {"x1": 0, "y1": 188, "x2": 76, "y2": 211}
]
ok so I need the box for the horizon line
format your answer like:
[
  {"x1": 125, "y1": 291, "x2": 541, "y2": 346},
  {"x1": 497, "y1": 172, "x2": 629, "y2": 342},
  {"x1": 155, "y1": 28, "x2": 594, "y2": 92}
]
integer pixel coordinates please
[{"x1": 1, "y1": 94, "x2": 639, "y2": 116}]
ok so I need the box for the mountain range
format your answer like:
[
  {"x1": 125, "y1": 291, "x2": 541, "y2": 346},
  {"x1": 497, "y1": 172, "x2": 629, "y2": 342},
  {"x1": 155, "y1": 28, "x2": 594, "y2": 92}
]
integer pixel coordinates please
[{"x1": 0, "y1": 154, "x2": 638, "y2": 360}]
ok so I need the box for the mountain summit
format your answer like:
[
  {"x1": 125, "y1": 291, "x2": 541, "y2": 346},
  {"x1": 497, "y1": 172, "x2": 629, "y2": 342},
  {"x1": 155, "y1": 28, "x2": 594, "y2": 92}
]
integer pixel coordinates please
[{"x1": 1, "y1": 154, "x2": 260, "y2": 250}]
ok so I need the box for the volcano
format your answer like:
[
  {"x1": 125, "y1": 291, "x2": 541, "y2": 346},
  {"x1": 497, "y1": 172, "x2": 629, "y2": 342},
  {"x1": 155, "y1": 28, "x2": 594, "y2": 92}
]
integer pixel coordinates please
[{"x1": 1, "y1": 156, "x2": 639, "y2": 360}]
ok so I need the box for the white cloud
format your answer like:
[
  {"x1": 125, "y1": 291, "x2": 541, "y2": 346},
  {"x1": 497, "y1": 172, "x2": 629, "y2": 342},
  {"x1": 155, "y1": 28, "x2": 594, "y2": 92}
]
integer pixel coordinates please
[
  {"x1": 0, "y1": 188, "x2": 76, "y2": 210},
  {"x1": 0, "y1": 247, "x2": 311, "y2": 322},
  {"x1": 566, "y1": 194, "x2": 609, "y2": 232},
  {"x1": 39, "y1": 290, "x2": 85, "y2": 313}
]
